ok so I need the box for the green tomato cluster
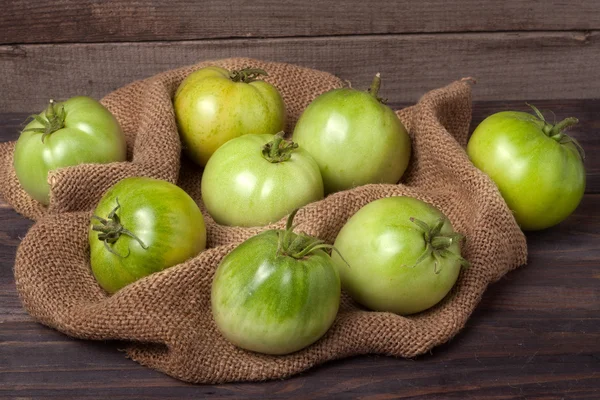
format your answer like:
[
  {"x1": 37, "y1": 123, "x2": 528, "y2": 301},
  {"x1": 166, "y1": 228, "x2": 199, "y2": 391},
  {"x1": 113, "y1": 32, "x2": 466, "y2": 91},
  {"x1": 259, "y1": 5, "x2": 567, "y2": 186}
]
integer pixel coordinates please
[
  {"x1": 185, "y1": 70, "x2": 412, "y2": 228},
  {"x1": 212, "y1": 198, "x2": 470, "y2": 356},
  {"x1": 11, "y1": 64, "x2": 586, "y2": 359}
]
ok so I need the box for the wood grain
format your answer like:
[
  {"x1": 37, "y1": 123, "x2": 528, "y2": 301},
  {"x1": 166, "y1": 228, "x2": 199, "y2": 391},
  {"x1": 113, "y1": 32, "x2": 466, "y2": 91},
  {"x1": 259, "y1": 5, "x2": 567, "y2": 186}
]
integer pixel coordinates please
[
  {"x1": 1, "y1": 31, "x2": 599, "y2": 112},
  {"x1": 0, "y1": 103, "x2": 598, "y2": 398},
  {"x1": 2, "y1": 0, "x2": 599, "y2": 45}
]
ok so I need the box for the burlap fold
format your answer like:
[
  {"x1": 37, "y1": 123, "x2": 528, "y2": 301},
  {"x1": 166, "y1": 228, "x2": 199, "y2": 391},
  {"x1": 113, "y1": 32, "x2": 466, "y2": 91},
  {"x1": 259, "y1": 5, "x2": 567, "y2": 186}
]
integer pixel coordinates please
[{"x1": 7, "y1": 59, "x2": 527, "y2": 383}]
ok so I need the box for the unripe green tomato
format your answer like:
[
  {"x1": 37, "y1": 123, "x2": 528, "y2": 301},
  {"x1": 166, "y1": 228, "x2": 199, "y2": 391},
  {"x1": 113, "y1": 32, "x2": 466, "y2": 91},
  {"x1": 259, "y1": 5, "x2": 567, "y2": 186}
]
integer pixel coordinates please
[
  {"x1": 201, "y1": 133, "x2": 324, "y2": 227},
  {"x1": 14, "y1": 97, "x2": 126, "y2": 205},
  {"x1": 332, "y1": 197, "x2": 468, "y2": 315},
  {"x1": 174, "y1": 66, "x2": 286, "y2": 166},
  {"x1": 211, "y1": 212, "x2": 341, "y2": 355},
  {"x1": 467, "y1": 105, "x2": 585, "y2": 230},
  {"x1": 89, "y1": 177, "x2": 206, "y2": 294},
  {"x1": 293, "y1": 74, "x2": 411, "y2": 194}
]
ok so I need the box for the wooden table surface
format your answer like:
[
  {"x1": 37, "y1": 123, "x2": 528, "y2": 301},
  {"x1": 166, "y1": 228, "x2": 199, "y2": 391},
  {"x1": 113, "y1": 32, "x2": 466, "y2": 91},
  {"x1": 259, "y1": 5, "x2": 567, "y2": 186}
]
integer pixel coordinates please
[{"x1": 0, "y1": 100, "x2": 598, "y2": 399}]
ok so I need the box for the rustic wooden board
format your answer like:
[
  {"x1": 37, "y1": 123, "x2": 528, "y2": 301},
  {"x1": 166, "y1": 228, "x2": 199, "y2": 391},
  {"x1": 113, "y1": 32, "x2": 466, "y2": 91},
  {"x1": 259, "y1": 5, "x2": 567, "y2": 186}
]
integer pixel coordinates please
[
  {"x1": 1, "y1": 31, "x2": 599, "y2": 112},
  {"x1": 2, "y1": 0, "x2": 600, "y2": 44}
]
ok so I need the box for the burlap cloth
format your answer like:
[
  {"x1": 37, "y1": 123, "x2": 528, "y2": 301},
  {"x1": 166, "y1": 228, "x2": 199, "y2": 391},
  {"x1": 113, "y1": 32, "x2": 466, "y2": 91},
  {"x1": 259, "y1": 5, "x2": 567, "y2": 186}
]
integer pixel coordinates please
[{"x1": 0, "y1": 58, "x2": 527, "y2": 383}]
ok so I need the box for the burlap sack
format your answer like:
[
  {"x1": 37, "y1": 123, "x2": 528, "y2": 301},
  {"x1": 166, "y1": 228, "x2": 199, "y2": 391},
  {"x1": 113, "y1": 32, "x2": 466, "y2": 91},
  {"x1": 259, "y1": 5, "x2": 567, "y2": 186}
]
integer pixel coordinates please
[{"x1": 8, "y1": 59, "x2": 527, "y2": 383}]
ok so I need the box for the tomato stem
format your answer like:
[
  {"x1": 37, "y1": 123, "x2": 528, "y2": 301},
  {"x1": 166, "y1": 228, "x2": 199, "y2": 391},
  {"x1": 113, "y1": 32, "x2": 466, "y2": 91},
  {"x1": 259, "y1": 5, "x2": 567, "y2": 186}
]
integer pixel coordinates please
[
  {"x1": 367, "y1": 73, "x2": 386, "y2": 103},
  {"x1": 262, "y1": 132, "x2": 298, "y2": 163},
  {"x1": 550, "y1": 117, "x2": 579, "y2": 137},
  {"x1": 229, "y1": 67, "x2": 268, "y2": 83},
  {"x1": 276, "y1": 209, "x2": 351, "y2": 268},
  {"x1": 527, "y1": 103, "x2": 585, "y2": 160},
  {"x1": 22, "y1": 99, "x2": 67, "y2": 143},
  {"x1": 91, "y1": 198, "x2": 148, "y2": 258},
  {"x1": 408, "y1": 217, "x2": 470, "y2": 273},
  {"x1": 527, "y1": 103, "x2": 546, "y2": 122}
]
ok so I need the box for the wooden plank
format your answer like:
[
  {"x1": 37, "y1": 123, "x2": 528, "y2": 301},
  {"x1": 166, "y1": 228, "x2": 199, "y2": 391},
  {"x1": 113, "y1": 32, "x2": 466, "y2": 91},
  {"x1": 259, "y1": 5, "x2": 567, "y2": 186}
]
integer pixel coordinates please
[
  {"x1": 1, "y1": 31, "x2": 599, "y2": 112},
  {"x1": 0, "y1": 207, "x2": 32, "y2": 324},
  {"x1": 0, "y1": 193, "x2": 597, "y2": 398},
  {"x1": 0, "y1": 320, "x2": 598, "y2": 399},
  {"x1": 2, "y1": 0, "x2": 600, "y2": 44}
]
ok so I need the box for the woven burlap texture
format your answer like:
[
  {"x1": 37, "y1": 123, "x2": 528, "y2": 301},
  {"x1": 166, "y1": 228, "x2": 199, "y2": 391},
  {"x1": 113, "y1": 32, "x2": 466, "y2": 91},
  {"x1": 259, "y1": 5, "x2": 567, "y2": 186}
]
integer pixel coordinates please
[{"x1": 9, "y1": 58, "x2": 527, "y2": 384}]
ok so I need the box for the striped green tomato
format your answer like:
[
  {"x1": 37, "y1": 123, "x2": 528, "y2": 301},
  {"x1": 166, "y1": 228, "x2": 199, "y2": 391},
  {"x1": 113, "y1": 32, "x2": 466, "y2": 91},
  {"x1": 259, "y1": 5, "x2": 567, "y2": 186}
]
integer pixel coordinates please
[
  {"x1": 211, "y1": 211, "x2": 341, "y2": 355},
  {"x1": 89, "y1": 177, "x2": 206, "y2": 294}
]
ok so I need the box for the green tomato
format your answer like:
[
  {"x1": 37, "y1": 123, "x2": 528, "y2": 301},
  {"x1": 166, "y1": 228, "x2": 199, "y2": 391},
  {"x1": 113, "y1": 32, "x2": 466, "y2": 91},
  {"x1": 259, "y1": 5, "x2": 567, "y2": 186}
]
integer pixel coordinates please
[
  {"x1": 89, "y1": 177, "x2": 206, "y2": 294},
  {"x1": 174, "y1": 66, "x2": 286, "y2": 166},
  {"x1": 14, "y1": 97, "x2": 127, "y2": 205},
  {"x1": 332, "y1": 197, "x2": 469, "y2": 315},
  {"x1": 211, "y1": 211, "x2": 341, "y2": 355},
  {"x1": 292, "y1": 74, "x2": 411, "y2": 194},
  {"x1": 201, "y1": 133, "x2": 324, "y2": 227},
  {"x1": 467, "y1": 105, "x2": 585, "y2": 231}
]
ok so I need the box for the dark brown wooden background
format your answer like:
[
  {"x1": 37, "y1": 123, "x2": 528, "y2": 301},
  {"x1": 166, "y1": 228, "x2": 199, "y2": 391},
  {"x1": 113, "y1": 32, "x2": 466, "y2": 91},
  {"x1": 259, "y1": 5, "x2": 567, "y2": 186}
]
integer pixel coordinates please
[
  {"x1": 1, "y1": 0, "x2": 600, "y2": 112},
  {"x1": 1, "y1": 2, "x2": 599, "y2": 399}
]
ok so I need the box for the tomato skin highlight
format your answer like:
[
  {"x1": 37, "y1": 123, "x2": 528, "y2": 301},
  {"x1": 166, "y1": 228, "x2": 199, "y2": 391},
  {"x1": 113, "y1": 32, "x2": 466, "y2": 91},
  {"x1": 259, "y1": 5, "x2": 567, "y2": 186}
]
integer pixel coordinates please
[
  {"x1": 292, "y1": 79, "x2": 411, "y2": 194},
  {"x1": 14, "y1": 96, "x2": 127, "y2": 205},
  {"x1": 211, "y1": 230, "x2": 341, "y2": 355},
  {"x1": 89, "y1": 177, "x2": 206, "y2": 294},
  {"x1": 174, "y1": 66, "x2": 286, "y2": 166},
  {"x1": 332, "y1": 197, "x2": 464, "y2": 315},
  {"x1": 467, "y1": 110, "x2": 585, "y2": 231},
  {"x1": 201, "y1": 134, "x2": 324, "y2": 227}
]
